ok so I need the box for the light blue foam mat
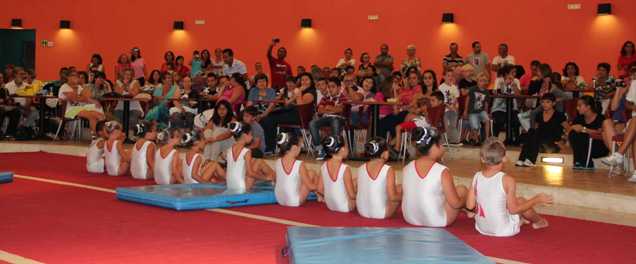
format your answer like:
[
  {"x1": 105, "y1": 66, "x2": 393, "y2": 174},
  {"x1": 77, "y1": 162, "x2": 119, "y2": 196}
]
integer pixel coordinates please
[
  {"x1": 0, "y1": 171, "x2": 13, "y2": 184},
  {"x1": 116, "y1": 182, "x2": 316, "y2": 211},
  {"x1": 285, "y1": 227, "x2": 493, "y2": 264}
]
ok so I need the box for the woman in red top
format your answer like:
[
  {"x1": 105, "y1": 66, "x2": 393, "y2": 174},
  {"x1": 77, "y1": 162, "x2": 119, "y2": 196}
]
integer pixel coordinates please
[
  {"x1": 617, "y1": 41, "x2": 635, "y2": 78},
  {"x1": 161, "y1": 51, "x2": 175, "y2": 74},
  {"x1": 173, "y1": 56, "x2": 191, "y2": 79},
  {"x1": 114, "y1": 54, "x2": 131, "y2": 81}
]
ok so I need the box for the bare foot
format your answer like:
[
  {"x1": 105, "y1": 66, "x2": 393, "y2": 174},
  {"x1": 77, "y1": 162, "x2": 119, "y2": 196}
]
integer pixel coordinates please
[{"x1": 532, "y1": 218, "x2": 549, "y2": 229}]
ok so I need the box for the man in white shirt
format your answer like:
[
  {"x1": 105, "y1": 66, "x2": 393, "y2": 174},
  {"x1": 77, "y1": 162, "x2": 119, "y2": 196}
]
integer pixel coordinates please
[
  {"x1": 4, "y1": 68, "x2": 29, "y2": 107},
  {"x1": 465, "y1": 41, "x2": 490, "y2": 76},
  {"x1": 222, "y1": 48, "x2": 247, "y2": 78},
  {"x1": 438, "y1": 70, "x2": 461, "y2": 144},
  {"x1": 491, "y1": 43, "x2": 516, "y2": 73}
]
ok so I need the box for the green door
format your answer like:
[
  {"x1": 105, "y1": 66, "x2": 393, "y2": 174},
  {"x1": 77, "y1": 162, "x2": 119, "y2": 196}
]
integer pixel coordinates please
[{"x1": 0, "y1": 29, "x2": 36, "y2": 71}]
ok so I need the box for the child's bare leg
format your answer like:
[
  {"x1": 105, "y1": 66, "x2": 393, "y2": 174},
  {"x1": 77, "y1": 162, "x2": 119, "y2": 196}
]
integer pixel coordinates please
[
  {"x1": 250, "y1": 159, "x2": 274, "y2": 181},
  {"x1": 602, "y1": 119, "x2": 616, "y2": 149},
  {"x1": 118, "y1": 162, "x2": 129, "y2": 176},
  {"x1": 517, "y1": 197, "x2": 549, "y2": 229},
  {"x1": 444, "y1": 184, "x2": 468, "y2": 225},
  {"x1": 385, "y1": 200, "x2": 400, "y2": 219},
  {"x1": 200, "y1": 161, "x2": 226, "y2": 183}
]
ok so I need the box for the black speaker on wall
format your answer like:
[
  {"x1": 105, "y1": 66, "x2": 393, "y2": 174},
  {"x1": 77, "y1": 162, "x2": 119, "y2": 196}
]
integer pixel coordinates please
[
  {"x1": 173, "y1": 21, "x2": 184, "y2": 30},
  {"x1": 442, "y1": 13, "x2": 454, "y2": 23},
  {"x1": 300, "y1": 18, "x2": 312, "y2": 28},
  {"x1": 11, "y1": 18, "x2": 22, "y2": 28},
  {"x1": 597, "y1": 3, "x2": 612, "y2": 15}
]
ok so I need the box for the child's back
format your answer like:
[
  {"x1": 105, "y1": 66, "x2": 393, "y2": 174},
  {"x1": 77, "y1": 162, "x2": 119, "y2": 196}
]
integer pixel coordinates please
[
  {"x1": 104, "y1": 139, "x2": 121, "y2": 176},
  {"x1": 274, "y1": 158, "x2": 302, "y2": 206},
  {"x1": 226, "y1": 146, "x2": 249, "y2": 192},
  {"x1": 320, "y1": 161, "x2": 351, "y2": 213},
  {"x1": 401, "y1": 160, "x2": 447, "y2": 227},
  {"x1": 356, "y1": 163, "x2": 390, "y2": 219},
  {"x1": 182, "y1": 152, "x2": 201, "y2": 184},
  {"x1": 472, "y1": 171, "x2": 520, "y2": 237},
  {"x1": 86, "y1": 138, "x2": 105, "y2": 173},
  {"x1": 131, "y1": 139, "x2": 153, "y2": 180},
  {"x1": 154, "y1": 145, "x2": 176, "y2": 185}
]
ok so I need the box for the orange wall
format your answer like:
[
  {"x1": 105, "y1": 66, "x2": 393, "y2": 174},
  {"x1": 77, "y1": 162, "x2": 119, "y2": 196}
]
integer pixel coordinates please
[{"x1": 2, "y1": 0, "x2": 635, "y2": 80}]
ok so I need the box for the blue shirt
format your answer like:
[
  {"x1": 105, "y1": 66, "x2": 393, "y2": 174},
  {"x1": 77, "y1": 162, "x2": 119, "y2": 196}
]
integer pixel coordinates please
[
  {"x1": 191, "y1": 59, "x2": 202, "y2": 78},
  {"x1": 247, "y1": 87, "x2": 276, "y2": 113}
]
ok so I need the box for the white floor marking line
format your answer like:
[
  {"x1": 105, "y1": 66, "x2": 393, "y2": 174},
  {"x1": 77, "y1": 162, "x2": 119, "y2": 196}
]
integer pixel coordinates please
[
  {"x1": 0, "y1": 250, "x2": 44, "y2": 264},
  {"x1": 14, "y1": 174, "x2": 527, "y2": 264}
]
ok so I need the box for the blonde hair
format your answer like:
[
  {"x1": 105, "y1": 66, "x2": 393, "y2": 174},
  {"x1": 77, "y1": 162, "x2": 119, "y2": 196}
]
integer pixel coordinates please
[
  {"x1": 477, "y1": 72, "x2": 490, "y2": 83},
  {"x1": 480, "y1": 137, "x2": 506, "y2": 165}
]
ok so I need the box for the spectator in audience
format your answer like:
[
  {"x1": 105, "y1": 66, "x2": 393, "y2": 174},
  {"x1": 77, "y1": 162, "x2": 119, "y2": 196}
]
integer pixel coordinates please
[
  {"x1": 593, "y1": 62, "x2": 616, "y2": 115},
  {"x1": 168, "y1": 76, "x2": 197, "y2": 129},
  {"x1": 492, "y1": 65, "x2": 521, "y2": 144},
  {"x1": 438, "y1": 69, "x2": 461, "y2": 144},
  {"x1": 4, "y1": 68, "x2": 36, "y2": 130},
  {"x1": 516, "y1": 93, "x2": 567, "y2": 167},
  {"x1": 561, "y1": 62, "x2": 586, "y2": 91},
  {"x1": 491, "y1": 43, "x2": 515, "y2": 73},
  {"x1": 160, "y1": 51, "x2": 176, "y2": 74},
  {"x1": 218, "y1": 73, "x2": 246, "y2": 113},
  {"x1": 247, "y1": 73, "x2": 276, "y2": 118},
  {"x1": 465, "y1": 41, "x2": 490, "y2": 76},
  {"x1": 241, "y1": 106, "x2": 266, "y2": 157},
  {"x1": 310, "y1": 65, "x2": 322, "y2": 80},
  {"x1": 421, "y1": 70, "x2": 438, "y2": 97},
  {"x1": 458, "y1": 64, "x2": 478, "y2": 91},
  {"x1": 144, "y1": 70, "x2": 162, "y2": 93},
  {"x1": 222, "y1": 48, "x2": 247, "y2": 78},
  {"x1": 310, "y1": 77, "x2": 349, "y2": 160},
  {"x1": 200, "y1": 49, "x2": 212, "y2": 72},
  {"x1": 89, "y1": 71, "x2": 112, "y2": 100},
  {"x1": 203, "y1": 100, "x2": 236, "y2": 161},
  {"x1": 261, "y1": 72, "x2": 316, "y2": 153},
  {"x1": 315, "y1": 77, "x2": 328, "y2": 104},
  {"x1": 520, "y1": 60, "x2": 541, "y2": 89},
  {"x1": 211, "y1": 48, "x2": 225, "y2": 75},
  {"x1": 336, "y1": 48, "x2": 356, "y2": 69},
  {"x1": 358, "y1": 52, "x2": 375, "y2": 79},
  {"x1": 267, "y1": 39, "x2": 292, "y2": 89},
  {"x1": 375, "y1": 44, "x2": 394, "y2": 80},
  {"x1": 88, "y1": 54, "x2": 104, "y2": 73},
  {"x1": 24, "y1": 69, "x2": 43, "y2": 95},
  {"x1": 341, "y1": 73, "x2": 360, "y2": 99},
  {"x1": 297, "y1": 65, "x2": 306, "y2": 75},
  {"x1": 617, "y1": 41, "x2": 635, "y2": 78},
  {"x1": 601, "y1": 78, "x2": 629, "y2": 150},
  {"x1": 113, "y1": 69, "x2": 144, "y2": 129},
  {"x1": 58, "y1": 71, "x2": 105, "y2": 137},
  {"x1": 377, "y1": 71, "x2": 422, "y2": 138},
  {"x1": 401, "y1": 44, "x2": 422, "y2": 74},
  {"x1": 349, "y1": 76, "x2": 380, "y2": 128},
  {"x1": 443, "y1": 42, "x2": 464, "y2": 72},
  {"x1": 114, "y1": 53, "x2": 132, "y2": 81},
  {"x1": 146, "y1": 72, "x2": 179, "y2": 126},
  {"x1": 190, "y1": 50, "x2": 202, "y2": 78},
  {"x1": 130, "y1": 47, "x2": 147, "y2": 86},
  {"x1": 0, "y1": 72, "x2": 21, "y2": 138},
  {"x1": 173, "y1": 56, "x2": 190, "y2": 80},
  {"x1": 568, "y1": 95, "x2": 609, "y2": 169},
  {"x1": 463, "y1": 72, "x2": 491, "y2": 145}
]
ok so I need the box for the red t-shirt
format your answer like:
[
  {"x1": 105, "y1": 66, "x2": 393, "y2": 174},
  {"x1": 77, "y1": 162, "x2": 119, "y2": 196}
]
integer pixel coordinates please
[
  {"x1": 618, "y1": 55, "x2": 636, "y2": 77},
  {"x1": 268, "y1": 55, "x2": 292, "y2": 88},
  {"x1": 427, "y1": 105, "x2": 445, "y2": 130}
]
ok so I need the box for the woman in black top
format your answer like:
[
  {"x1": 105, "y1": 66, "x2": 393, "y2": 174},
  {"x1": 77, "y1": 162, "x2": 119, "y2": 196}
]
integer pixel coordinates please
[
  {"x1": 568, "y1": 95, "x2": 609, "y2": 169},
  {"x1": 516, "y1": 93, "x2": 567, "y2": 166},
  {"x1": 260, "y1": 72, "x2": 317, "y2": 153}
]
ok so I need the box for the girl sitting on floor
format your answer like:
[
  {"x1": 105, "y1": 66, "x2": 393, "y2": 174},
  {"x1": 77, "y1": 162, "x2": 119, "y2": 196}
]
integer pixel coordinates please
[
  {"x1": 181, "y1": 132, "x2": 225, "y2": 184},
  {"x1": 402, "y1": 127, "x2": 468, "y2": 227},
  {"x1": 224, "y1": 121, "x2": 274, "y2": 193},
  {"x1": 466, "y1": 138, "x2": 552, "y2": 237},
  {"x1": 274, "y1": 132, "x2": 318, "y2": 207},
  {"x1": 86, "y1": 121, "x2": 108, "y2": 173},
  {"x1": 316, "y1": 136, "x2": 356, "y2": 213},
  {"x1": 153, "y1": 128, "x2": 183, "y2": 185},
  {"x1": 130, "y1": 121, "x2": 157, "y2": 180},
  {"x1": 104, "y1": 121, "x2": 131, "y2": 176},
  {"x1": 356, "y1": 138, "x2": 402, "y2": 219}
]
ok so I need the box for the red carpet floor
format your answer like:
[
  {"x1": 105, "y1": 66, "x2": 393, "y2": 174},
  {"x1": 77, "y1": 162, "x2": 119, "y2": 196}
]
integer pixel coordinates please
[{"x1": 2, "y1": 152, "x2": 636, "y2": 263}]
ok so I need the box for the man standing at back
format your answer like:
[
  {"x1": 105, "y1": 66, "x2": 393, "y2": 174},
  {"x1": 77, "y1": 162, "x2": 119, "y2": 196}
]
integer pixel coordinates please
[
  {"x1": 375, "y1": 44, "x2": 394, "y2": 81},
  {"x1": 465, "y1": 41, "x2": 490, "y2": 76},
  {"x1": 222, "y1": 48, "x2": 247, "y2": 78},
  {"x1": 267, "y1": 38, "x2": 292, "y2": 89}
]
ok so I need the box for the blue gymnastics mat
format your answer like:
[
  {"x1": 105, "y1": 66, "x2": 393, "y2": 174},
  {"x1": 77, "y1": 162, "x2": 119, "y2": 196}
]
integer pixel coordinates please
[
  {"x1": 116, "y1": 182, "x2": 316, "y2": 211},
  {"x1": 285, "y1": 227, "x2": 493, "y2": 264},
  {"x1": 0, "y1": 171, "x2": 13, "y2": 184}
]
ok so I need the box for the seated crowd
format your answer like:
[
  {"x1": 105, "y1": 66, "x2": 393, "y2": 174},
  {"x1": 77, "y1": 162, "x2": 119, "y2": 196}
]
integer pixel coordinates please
[{"x1": 1, "y1": 39, "x2": 636, "y2": 181}]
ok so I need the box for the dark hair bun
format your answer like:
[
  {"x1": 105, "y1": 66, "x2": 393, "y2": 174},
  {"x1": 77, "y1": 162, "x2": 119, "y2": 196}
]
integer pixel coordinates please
[
  {"x1": 276, "y1": 132, "x2": 299, "y2": 156},
  {"x1": 322, "y1": 136, "x2": 344, "y2": 154},
  {"x1": 229, "y1": 121, "x2": 243, "y2": 136},
  {"x1": 276, "y1": 132, "x2": 291, "y2": 146},
  {"x1": 181, "y1": 131, "x2": 199, "y2": 145},
  {"x1": 364, "y1": 137, "x2": 387, "y2": 157},
  {"x1": 413, "y1": 127, "x2": 437, "y2": 148}
]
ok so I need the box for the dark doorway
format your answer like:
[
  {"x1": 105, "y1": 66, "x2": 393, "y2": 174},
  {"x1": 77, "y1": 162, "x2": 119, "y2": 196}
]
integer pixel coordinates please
[{"x1": 0, "y1": 29, "x2": 36, "y2": 71}]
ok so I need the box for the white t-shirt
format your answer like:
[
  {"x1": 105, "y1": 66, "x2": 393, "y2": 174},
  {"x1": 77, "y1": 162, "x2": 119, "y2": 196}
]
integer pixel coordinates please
[
  {"x1": 336, "y1": 58, "x2": 356, "y2": 68},
  {"x1": 492, "y1": 55, "x2": 516, "y2": 67},
  {"x1": 438, "y1": 82, "x2": 459, "y2": 111},
  {"x1": 58, "y1": 83, "x2": 84, "y2": 109},
  {"x1": 223, "y1": 59, "x2": 247, "y2": 76},
  {"x1": 625, "y1": 80, "x2": 636, "y2": 117},
  {"x1": 4, "y1": 81, "x2": 28, "y2": 106}
]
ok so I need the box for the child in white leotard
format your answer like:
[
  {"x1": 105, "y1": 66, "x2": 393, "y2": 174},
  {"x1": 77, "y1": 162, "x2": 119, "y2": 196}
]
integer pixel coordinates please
[
  {"x1": 130, "y1": 121, "x2": 157, "y2": 180},
  {"x1": 153, "y1": 128, "x2": 183, "y2": 185},
  {"x1": 181, "y1": 132, "x2": 225, "y2": 184},
  {"x1": 356, "y1": 138, "x2": 401, "y2": 219},
  {"x1": 222, "y1": 121, "x2": 273, "y2": 193},
  {"x1": 86, "y1": 121, "x2": 108, "y2": 173},
  {"x1": 316, "y1": 136, "x2": 356, "y2": 213},
  {"x1": 273, "y1": 132, "x2": 318, "y2": 207},
  {"x1": 466, "y1": 138, "x2": 552, "y2": 237},
  {"x1": 104, "y1": 121, "x2": 130, "y2": 176},
  {"x1": 402, "y1": 127, "x2": 468, "y2": 227}
]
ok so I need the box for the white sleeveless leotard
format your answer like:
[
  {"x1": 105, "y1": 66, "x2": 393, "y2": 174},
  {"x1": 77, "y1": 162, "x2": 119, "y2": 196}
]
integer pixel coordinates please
[
  {"x1": 182, "y1": 153, "x2": 201, "y2": 184},
  {"x1": 274, "y1": 159, "x2": 303, "y2": 207},
  {"x1": 104, "y1": 140, "x2": 122, "y2": 176},
  {"x1": 226, "y1": 147, "x2": 249, "y2": 192},
  {"x1": 86, "y1": 138, "x2": 105, "y2": 173},
  {"x1": 472, "y1": 171, "x2": 521, "y2": 237},
  {"x1": 321, "y1": 162, "x2": 351, "y2": 213},
  {"x1": 402, "y1": 161, "x2": 448, "y2": 227},
  {"x1": 154, "y1": 149, "x2": 176, "y2": 185},
  {"x1": 131, "y1": 141, "x2": 153, "y2": 180},
  {"x1": 356, "y1": 163, "x2": 390, "y2": 219}
]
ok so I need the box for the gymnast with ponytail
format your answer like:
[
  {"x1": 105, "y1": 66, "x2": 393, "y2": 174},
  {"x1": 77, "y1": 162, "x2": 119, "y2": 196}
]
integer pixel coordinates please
[
  {"x1": 356, "y1": 138, "x2": 402, "y2": 219},
  {"x1": 181, "y1": 131, "x2": 226, "y2": 184},
  {"x1": 273, "y1": 132, "x2": 318, "y2": 207},
  {"x1": 223, "y1": 121, "x2": 274, "y2": 193},
  {"x1": 153, "y1": 127, "x2": 183, "y2": 185},
  {"x1": 315, "y1": 135, "x2": 356, "y2": 213},
  {"x1": 130, "y1": 121, "x2": 157, "y2": 180},
  {"x1": 401, "y1": 127, "x2": 468, "y2": 227}
]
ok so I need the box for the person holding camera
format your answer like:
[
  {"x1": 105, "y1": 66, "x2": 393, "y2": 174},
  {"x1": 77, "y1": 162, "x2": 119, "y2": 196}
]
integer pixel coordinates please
[{"x1": 267, "y1": 38, "x2": 292, "y2": 89}]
